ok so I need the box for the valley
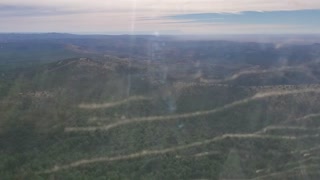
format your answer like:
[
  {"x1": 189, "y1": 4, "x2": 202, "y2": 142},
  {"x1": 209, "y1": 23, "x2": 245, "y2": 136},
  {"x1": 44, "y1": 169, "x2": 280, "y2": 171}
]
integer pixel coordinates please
[{"x1": 0, "y1": 34, "x2": 320, "y2": 179}]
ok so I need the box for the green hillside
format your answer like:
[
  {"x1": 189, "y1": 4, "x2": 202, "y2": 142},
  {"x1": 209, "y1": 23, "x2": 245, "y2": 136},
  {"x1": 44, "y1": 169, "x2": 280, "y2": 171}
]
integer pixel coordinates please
[{"x1": 1, "y1": 53, "x2": 320, "y2": 179}]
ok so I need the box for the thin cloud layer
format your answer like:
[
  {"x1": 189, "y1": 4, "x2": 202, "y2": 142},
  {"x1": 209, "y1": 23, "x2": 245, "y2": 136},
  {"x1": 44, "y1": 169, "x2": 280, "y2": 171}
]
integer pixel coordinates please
[
  {"x1": 0, "y1": 0, "x2": 320, "y2": 34},
  {"x1": 1, "y1": 0, "x2": 320, "y2": 13}
]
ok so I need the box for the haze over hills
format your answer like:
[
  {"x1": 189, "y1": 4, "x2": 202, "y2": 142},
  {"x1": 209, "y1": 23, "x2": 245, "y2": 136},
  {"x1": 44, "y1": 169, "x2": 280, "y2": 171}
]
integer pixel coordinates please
[
  {"x1": 2, "y1": 33, "x2": 320, "y2": 69},
  {"x1": 1, "y1": 34, "x2": 320, "y2": 179}
]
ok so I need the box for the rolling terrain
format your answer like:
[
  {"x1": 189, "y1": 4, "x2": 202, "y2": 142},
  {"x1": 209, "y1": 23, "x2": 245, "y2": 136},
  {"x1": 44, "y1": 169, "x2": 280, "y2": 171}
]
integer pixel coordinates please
[{"x1": 1, "y1": 34, "x2": 320, "y2": 179}]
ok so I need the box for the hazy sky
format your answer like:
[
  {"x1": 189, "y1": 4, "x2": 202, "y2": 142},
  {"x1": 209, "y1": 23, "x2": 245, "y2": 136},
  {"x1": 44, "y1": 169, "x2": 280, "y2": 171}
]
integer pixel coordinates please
[{"x1": 1, "y1": 0, "x2": 320, "y2": 34}]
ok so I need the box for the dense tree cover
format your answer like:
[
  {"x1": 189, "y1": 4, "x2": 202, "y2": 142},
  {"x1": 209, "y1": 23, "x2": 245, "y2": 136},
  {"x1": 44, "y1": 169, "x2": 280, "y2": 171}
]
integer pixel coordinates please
[{"x1": 1, "y1": 37, "x2": 320, "y2": 179}]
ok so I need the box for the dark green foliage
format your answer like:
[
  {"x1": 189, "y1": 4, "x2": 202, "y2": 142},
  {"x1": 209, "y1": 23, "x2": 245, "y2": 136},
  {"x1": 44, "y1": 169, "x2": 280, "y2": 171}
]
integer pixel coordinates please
[{"x1": 1, "y1": 36, "x2": 320, "y2": 179}]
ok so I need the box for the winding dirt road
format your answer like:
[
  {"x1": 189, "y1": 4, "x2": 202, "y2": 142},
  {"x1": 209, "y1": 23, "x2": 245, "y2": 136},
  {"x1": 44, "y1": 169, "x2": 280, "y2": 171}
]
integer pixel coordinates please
[
  {"x1": 39, "y1": 133, "x2": 301, "y2": 174},
  {"x1": 78, "y1": 96, "x2": 151, "y2": 109},
  {"x1": 66, "y1": 88, "x2": 320, "y2": 133}
]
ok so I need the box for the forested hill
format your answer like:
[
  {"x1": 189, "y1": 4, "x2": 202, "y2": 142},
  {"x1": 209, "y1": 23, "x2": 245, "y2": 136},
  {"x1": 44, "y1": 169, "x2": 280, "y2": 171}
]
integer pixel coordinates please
[{"x1": 1, "y1": 35, "x2": 320, "y2": 179}]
